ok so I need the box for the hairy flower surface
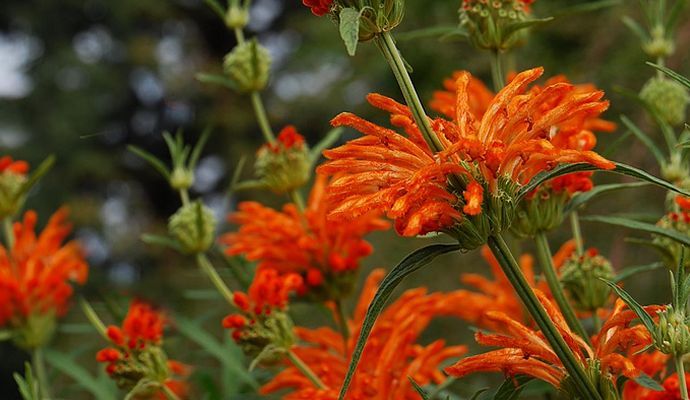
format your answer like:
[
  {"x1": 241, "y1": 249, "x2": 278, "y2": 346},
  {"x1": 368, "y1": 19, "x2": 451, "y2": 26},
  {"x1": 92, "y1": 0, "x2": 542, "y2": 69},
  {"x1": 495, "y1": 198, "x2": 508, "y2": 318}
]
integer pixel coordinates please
[
  {"x1": 222, "y1": 175, "x2": 388, "y2": 299},
  {"x1": 446, "y1": 295, "x2": 659, "y2": 393},
  {"x1": 0, "y1": 208, "x2": 88, "y2": 348},
  {"x1": 261, "y1": 269, "x2": 467, "y2": 399},
  {"x1": 97, "y1": 301, "x2": 189, "y2": 399},
  {"x1": 319, "y1": 67, "x2": 614, "y2": 242}
]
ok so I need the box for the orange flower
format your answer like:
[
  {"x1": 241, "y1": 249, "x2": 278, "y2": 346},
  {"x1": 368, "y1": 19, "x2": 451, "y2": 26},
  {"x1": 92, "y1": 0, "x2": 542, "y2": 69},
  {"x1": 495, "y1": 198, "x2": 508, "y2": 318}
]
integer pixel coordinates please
[
  {"x1": 319, "y1": 67, "x2": 614, "y2": 241},
  {"x1": 0, "y1": 156, "x2": 29, "y2": 175},
  {"x1": 446, "y1": 294, "x2": 659, "y2": 392},
  {"x1": 622, "y1": 351, "x2": 670, "y2": 399},
  {"x1": 97, "y1": 301, "x2": 189, "y2": 399},
  {"x1": 222, "y1": 175, "x2": 388, "y2": 297},
  {"x1": 261, "y1": 269, "x2": 468, "y2": 399},
  {"x1": 0, "y1": 208, "x2": 88, "y2": 347},
  {"x1": 302, "y1": 0, "x2": 333, "y2": 16},
  {"x1": 639, "y1": 373, "x2": 690, "y2": 400}
]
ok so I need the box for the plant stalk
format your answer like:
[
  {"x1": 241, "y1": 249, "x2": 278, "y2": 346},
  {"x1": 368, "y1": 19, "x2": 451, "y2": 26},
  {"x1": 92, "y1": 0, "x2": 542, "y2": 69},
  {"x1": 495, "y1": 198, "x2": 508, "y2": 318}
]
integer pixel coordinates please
[
  {"x1": 376, "y1": 31, "x2": 444, "y2": 153},
  {"x1": 677, "y1": 356, "x2": 689, "y2": 400},
  {"x1": 488, "y1": 234, "x2": 601, "y2": 400},
  {"x1": 288, "y1": 349, "x2": 326, "y2": 389},
  {"x1": 334, "y1": 300, "x2": 350, "y2": 355},
  {"x1": 80, "y1": 297, "x2": 109, "y2": 341},
  {"x1": 570, "y1": 211, "x2": 584, "y2": 255},
  {"x1": 32, "y1": 347, "x2": 51, "y2": 399},
  {"x1": 162, "y1": 383, "x2": 182, "y2": 400},
  {"x1": 196, "y1": 253, "x2": 235, "y2": 307},
  {"x1": 535, "y1": 232, "x2": 590, "y2": 344},
  {"x1": 490, "y1": 49, "x2": 505, "y2": 92},
  {"x1": 3, "y1": 217, "x2": 14, "y2": 250}
]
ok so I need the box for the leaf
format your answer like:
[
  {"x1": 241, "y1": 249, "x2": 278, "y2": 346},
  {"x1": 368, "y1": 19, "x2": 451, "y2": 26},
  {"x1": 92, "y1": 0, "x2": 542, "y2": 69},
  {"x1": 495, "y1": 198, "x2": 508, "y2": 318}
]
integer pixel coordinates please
[
  {"x1": 408, "y1": 377, "x2": 431, "y2": 400},
  {"x1": 196, "y1": 72, "x2": 239, "y2": 91},
  {"x1": 128, "y1": 145, "x2": 171, "y2": 180},
  {"x1": 582, "y1": 215, "x2": 690, "y2": 247},
  {"x1": 309, "y1": 127, "x2": 343, "y2": 166},
  {"x1": 519, "y1": 162, "x2": 690, "y2": 200},
  {"x1": 602, "y1": 279, "x2": 657, "y2": 335},
  {"x1": 470, "y1": 388, "x2": 490, "y2": 400},
  {"x1": 647, "y1": 62, "x2": 690, "y2": 90},
  {"x1": 503, "y1": 17, "x2": 554, "y2": 38},
  {"x1": 621, "y1": 16, "x2": 649, "y2": 42},
  {"x1": 665, "y1": 0, "x2": 688, "y2": 35},
  {"x1": 337, "y1": 243, "x2": 461, "y2": 400},
  {"x1": 174, "y1": 315, "x2": 258, "y2": 389},
  {"x1": 339, "y1": 7, "x2": 361, "y2": 56},
  {"x1": 493, "y1": 375, "x2": 533, "y2": 400},
  {"x1": 18, "y1": 155, "x2": 56, "y2": 198},
  {"x1": 141, "y1": 233, "x2": 183, "y2": 252},
  {"x1": 613, "y1": 262, "x2": 664, "y2": 282},
  {"x1": 633, "y1": 372, "x2": 664, "y2": 391},
  {"x1": 189, "y1": 127, "x2": 213, "y2": 170},
  {"x1": 44, "y1": 349, "x2": 117, "y2": 400},
  {"x1": 564, "y1": 181, "x2": 649, "y2": 214},
  {"x1": 620, "y1": 115, "x2": 666, "y2": 165},
  {"x1": 14, "y1": 363, "x2": 39, "y2": 400}
]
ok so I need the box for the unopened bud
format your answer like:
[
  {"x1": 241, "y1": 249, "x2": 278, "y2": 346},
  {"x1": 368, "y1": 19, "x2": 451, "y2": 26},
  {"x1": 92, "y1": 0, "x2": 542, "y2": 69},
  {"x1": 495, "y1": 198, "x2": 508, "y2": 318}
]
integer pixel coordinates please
[
  {"x1": 225, "y1": 6, "x2": 249, "y2": 29},
  {"x1": 233, "y1": 311, "x2": 295, "y2": 366},
  {"x1": 511, "y1": 186, "x2": 568, "y2": 238},
  {"x1": 255, "y1": 126, "x2": 311, "y2": 194},
  {"x1": 168, "y1": 201, "x2": 217, "y2": 254},
  {"x1": 643, "y1": 26, "x2": 675, "y2": 58},
  {"x1": 559, "y1": 250, "x2": 615, "y2": 312},
  {"x1": 460, "y1": 0, "x2": 534, "y2": 51},
  {"x1": 170, "y1": 167, "x2": 194, "y2": 190},
  {"x1": 654, "y1": 307, "x2": 690, "y2": 356},
  {"x1": 223, "y1": 40, "x2": 271, "y2": 94},
  {"x1": 640, "y1": 76, "x2": 689, "y2": 126}
]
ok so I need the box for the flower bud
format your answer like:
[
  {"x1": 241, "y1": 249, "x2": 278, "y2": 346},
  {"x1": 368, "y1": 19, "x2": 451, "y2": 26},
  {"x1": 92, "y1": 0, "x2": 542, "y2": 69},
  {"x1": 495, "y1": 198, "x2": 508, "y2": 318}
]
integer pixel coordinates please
[
  {"x1": 108, "y1": 346, "x2": 170, "y2": 393},
  {"x1": 654, "y1": 306, "x2": 690, "y2": 356},
  {"x1": 0, "y1": 157, "x2": 29, "y2": 219},
  {"x1": 255, "y1": 126, "x2": 311, "y2": 194},
  {"x1": 643, "y1": 26, "x2": 675, "y2": 59},
  {"x1": 640, "y1": 76, "x2": 689, "y2": 126},
  {"x1": 225, "y1": 6, "x2": 249, "y2": 29},
  {"x1": 233, "y1": 311, "x2": 295, "y2": 366},
  {"x1": 223, "y1": 40, "x2": 271, "y2": 94},
  {"x1": 168, "y1": 201, "x2": 217, "y2": 254},
  {"x1": 169, "y1": 166, "x2": 194, "y2": 190},
  {"x1": 511, "y1": 187, "x2": 568, "y2": 238},
  {"x1": 356, "y1": 0, "x2": 405, "y2": 41},
  {"x1": 460, "y1": 0, "x2": 534, "y2": 51},
  {"x1": 559, "y1": 250, "x2": 615, "y2": 312}
]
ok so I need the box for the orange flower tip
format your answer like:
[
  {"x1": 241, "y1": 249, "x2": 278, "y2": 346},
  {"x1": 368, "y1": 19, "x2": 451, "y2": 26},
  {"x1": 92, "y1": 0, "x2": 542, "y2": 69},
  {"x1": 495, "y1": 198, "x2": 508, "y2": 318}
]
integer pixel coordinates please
[
  {"x1": 676, "y1": 196, "x2": 690, "y2": 211},
  {"x1": 306, "y1": 269, "x2": 324, "y2": 286},
  {"x1": 222, "y1": 314, "x2": 247, "y2": 329},
  {"x1": 462, "y1": 182, "x2": 484, "y2": 216},
  {"x1": 96, "y1": 348, "x2": 121, "y2": 363},
  {"x1": 106, "y1": 326, "x2": 125, "y2": 346},
  {"x1": 233, "y1": 292, "x2": 251, "y2": 311},
  {"x1": 275, "y1": 125, "x2": 305, "y2": 150}
]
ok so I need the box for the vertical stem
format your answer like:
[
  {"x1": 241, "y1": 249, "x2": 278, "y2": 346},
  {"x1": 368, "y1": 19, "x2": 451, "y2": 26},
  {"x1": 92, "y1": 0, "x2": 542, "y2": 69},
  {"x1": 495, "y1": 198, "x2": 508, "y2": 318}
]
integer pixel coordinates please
[
  {"x1": 162, "y1": 384, "x2": 182, "y2": 400},
  {"x1": 488, "y1": 234, "x2": 601, "y2": 400},
  {"x1": 677, "y1": 356, "x2": 689, "y2": 400},
  {"x1": 334, "y1": 300, "x2": 350, "y2": 355},
  {"x1": 179, "y1": 189, "x2": 190, "y2": 206},
  {"x1": 196, "y1": 253, "x2": 235, "y2": 307},
  {"x1": 80, "y1": 298, "x2": 108, "y2": 341},
  {"x1": 490, "y1": 50, "x2": 505, "y2": 92},
  {"x1": 288, "y1": 349, "x2": 326, "y2": 389},
  {"x1": 570, "y1": 211, "x2": 584, "y2": 255},
  {"x1": 3, "y1": 217, "x2": 14, "y2": 250},
  {"x1": 32, "y1": 347, "x2": 51, "y2": 399},
  {"x1": 289, "y1": 190, "x2": 306, "y2": 213},
  {"x1": 535, "y1": 233, "x2": 591, "y2": 344},
  {"x1": 376, "y1": 31, "x2": 444, "y2": 153},
  {"x1": 592, "y1": 312, "x2": 602, "y2": 333}
]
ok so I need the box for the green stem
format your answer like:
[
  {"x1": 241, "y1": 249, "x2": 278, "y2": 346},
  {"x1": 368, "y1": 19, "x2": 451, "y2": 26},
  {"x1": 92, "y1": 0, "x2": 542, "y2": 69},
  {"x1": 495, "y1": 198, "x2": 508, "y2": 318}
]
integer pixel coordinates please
[
  {"x1": 289, "y1": 189, "x2": 306, "y2": 213},
  {"x1": 3, "y1": 217, "x2": 14, "y2": 250},
  {"x1": 334, "y1": 300, "x2": 350, "y2": 355},
  {"x1": 375, "y1": 31, "x2": 444, "y2": 153},
  {"x1": 592, "y1": 312, "x2": 601, "y2": 333},
  {"x1": 535, "y1": 233, "x2": 591, "y2": 344},
  {"x1": 179, "y1": 189, "x2": 190, "y2": 206},
  {"x1": 488, "y1": 234, "x2": 601, "y2": 400},
  {"x1": 288, "y1": 349, "x2": 326, "y2": 390},
  {"x1": 162, "y1": 384, "x2": 182, "y2": 400},
  {"x1": 490, "y1": 50, "x2": 505, "y2": 92},
  {"x1": 677, "y1": 356, "x2": 689, "y2": 400},
  {"x1": 196, "y1": 253, "x2": 235, "y2": 307},
  {"x1": 570, "y1": 211, "x2": 584, "y2": 255},
  {"x1": 80, "y1": 298, "x2": 109, "y2": 341},
  {"x1": 32, "y1": 347, "x2": 51, "y2": 399}
]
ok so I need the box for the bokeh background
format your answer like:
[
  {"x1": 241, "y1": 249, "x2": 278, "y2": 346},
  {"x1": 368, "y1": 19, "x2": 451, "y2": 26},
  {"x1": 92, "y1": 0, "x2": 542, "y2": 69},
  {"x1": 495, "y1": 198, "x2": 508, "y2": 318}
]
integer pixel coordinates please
[{"x1": 1, "y1": 0, "x2": 689, "y2": 398}]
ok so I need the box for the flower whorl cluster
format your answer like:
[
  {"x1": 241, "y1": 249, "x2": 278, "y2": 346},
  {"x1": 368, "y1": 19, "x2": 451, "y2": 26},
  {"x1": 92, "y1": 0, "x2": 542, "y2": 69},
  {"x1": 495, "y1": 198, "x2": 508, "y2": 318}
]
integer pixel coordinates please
[
  {"x1": 96, "y1": 301, "x2": 189, "y2": 399},
  {"x1": 0, "y1": 208, "x2": 88, "y2": 349},
  {"x1": 640, "y1": 76, "x2": 689, "y2": 126},
  {"x1": 222, "y1": 269, "x2": 303, "y2": 364},
  {"x1": 559, "y1": 248, "x2": 615, "y2": 313},
  {"x1": 254, "y1": 126, "x2": 312, "y2": 194},
  {"x1": 653, "y1": 305, "x2": 690, "y2": 357},
  {"x1": 223, "y1": 39, "x2": 271, "y2": 94},
  {"x1": 653, "y1": 196, "x2": 690, "y2": 269},
  {"x1": 303, "y1": 0, "x2": 404, "y2": 41},
  {"x1": 460, "y1": 0, "x2": 536, "y2": 50},
  {"x1": 168, "y1": 201, "x2": 217, "y2": 255},
  {"x1": 0, "y1": 156, "x2": 29, "y2": 219}
]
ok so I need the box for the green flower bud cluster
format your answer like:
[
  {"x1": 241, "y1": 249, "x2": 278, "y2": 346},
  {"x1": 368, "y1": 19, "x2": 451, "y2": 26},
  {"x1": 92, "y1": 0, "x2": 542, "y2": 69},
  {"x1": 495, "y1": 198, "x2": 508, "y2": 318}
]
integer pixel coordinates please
[
  {"x1": 110, "y1": 346, "x2": 170, "y2": 394},
  {"x1": 643, "y1": 26, "x2": 675, "y2": 59},
  {"x1": 168, "y1": 201, "x2": 217, "y2": 254},
  {"x1": 460, "y1": 0, "x2": 533, "y2": 51},
  {"x1": 640, "y1": 76, "x2": 689, "y2": 126},
  {"x1": 653, "y1": 211, "x2": 690, "y2": 270},
  {"x1": 654, "y1": 306, "x2": 690, "y2": 356},
  {"x1": 255, "y1": 138, "x2": 311, "y2": 194},
  {"x1": 511, "y1": 187, "x2": 568, "y2": 238},
  {"x1": 223, "y1": 40, "x2": 271, "y2": 94},
  {"x1": 560, "y1": 250, "x2": 615, "y2": 312},
  {"x1": 237, "y1": 311, "x2": 295, "y2": 367}
]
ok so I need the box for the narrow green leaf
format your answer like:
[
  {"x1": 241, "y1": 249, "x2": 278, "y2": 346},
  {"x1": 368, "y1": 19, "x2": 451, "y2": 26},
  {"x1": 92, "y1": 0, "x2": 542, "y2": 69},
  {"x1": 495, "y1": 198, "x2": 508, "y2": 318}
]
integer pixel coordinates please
[
  {"x1": 665, "y1": 0, "x2": 688, "y2": 35},
  {"x1": 14, "y1": 363, "x2": 39, "y2": 400},
  {"x1": 601, "y1": 130, "x2": 632, "y2": 158},
  {"x1": 309, "y1": 127, "x2": 343, "y2": 166},
  {"x1": 647, "y1": 62, "x2": 690, "y2": 90},
  {"x1": 519, "y1": 161, "x2": 690, "y2": 200},
  {"x1": 339, "y1": 7, "x2": 361, "y2": 56},
  {"x1": 44, "y1": 349, "x2": 117, "y2": 400},
  {"x1": 18, "y1": 155, "x2": 56, "y2": 197},
  {"x1": 127, "y1": 145, "x2": 171, "y2": 180},
  {"x1": 620, "y1": 115, "x2": 666, "y2": 165},
  {"x1": 0, "y1": 330, "x2": 12, "y2": 341},
  {"x1": 633, "y1": 372, "x2": 664, "y2": 391},
  {"x1": 189, "y1": 127, "x2": 213, "y2": 170},
  {"x1": 503, "y1": 17, "x2": 554, "y2": 38},
  {"x1": 564, "y1": 181, "x2": 649, "y2": 214},
  {"x1": 621, "y1": 16, "x2": 649, "y2": 41},
  {"x1": 196, "y1": 72, "x2": 239, "y2": 91},
  {"x1": 408, "y1": 377, "x2": 431, "y2": 400},
  {"x1": 337, "y1": 243, "x2": 461, "y2": 400},
  {"x1": 493, "y1": 375, "x2": 533, "y2": 400},
  {"x1": 141, "y1": 233, "x2": 182, "y2": 252},
  {"x1": 470, "y1": 388, "x2": 490, "y2": 400},
  {"x1": 582, "y1": 215, "x2": 690, "y2": 247},
  {"x1": 602, "y1": 279, "x2": 657, "y2": 335},
  {"x1": 203, "y1": 0, "x2": 226, "y2": 19},
  {"x1": 613, "y1": 262, "x2": 664, "y2": 282}
]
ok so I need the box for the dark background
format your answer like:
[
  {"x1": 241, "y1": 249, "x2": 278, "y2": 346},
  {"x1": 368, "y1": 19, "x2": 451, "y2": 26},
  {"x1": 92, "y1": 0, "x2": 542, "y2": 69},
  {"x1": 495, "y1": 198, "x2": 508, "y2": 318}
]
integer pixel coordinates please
[{"x1": 1, "y1": 0, "x2": 689, "y2": 398}]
